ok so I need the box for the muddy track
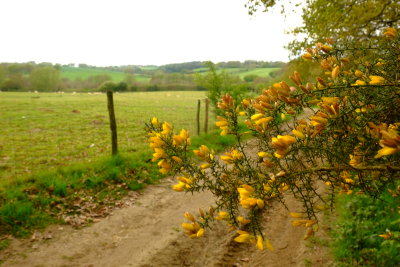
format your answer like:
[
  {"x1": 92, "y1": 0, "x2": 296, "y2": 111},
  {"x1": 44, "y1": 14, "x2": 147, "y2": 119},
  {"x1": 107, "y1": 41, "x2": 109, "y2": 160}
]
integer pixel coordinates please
[{"x1": 1, "y1": 175, "x2": 332, "y2": 267}]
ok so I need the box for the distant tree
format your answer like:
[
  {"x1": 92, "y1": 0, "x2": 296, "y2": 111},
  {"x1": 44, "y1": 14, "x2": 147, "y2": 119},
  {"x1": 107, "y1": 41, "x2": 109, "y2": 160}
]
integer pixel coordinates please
[
  {"x1": 0, "y1": 74, "x2": 26, "y2": 91},
  {"x1": 53, "y1": 64, "x2": 62, "y2": 71},
  {"x1": 115, "y1": 81, "x2": 128, "y2": 92},
  {"x1": 124, "y1": 73, "x2": 136, "y2": 88},
  {"x1": 161, "y1": 61, "x2": 204, "y2": 73},
  {"x1": 85, "y1": 74, "x2": 112, "y2": 89},
  {"x1": 99, "y1": 81, "x2": 116, "y2": 92},
  {"x1": 0, "y1": 65, "x2": 7, "y2": 85},
  {"x1": 30, "y1": 66, "x2": 60, "y2": 91},
  {"x1": 243, "y1": 74, "x2": 260, "y2": 82},
  {"x1": 195, "y1": 61, "x2": 247, "y2": 115},
  {"x1": 98, "y1": 81, "x2": 128, "y2": 92}
]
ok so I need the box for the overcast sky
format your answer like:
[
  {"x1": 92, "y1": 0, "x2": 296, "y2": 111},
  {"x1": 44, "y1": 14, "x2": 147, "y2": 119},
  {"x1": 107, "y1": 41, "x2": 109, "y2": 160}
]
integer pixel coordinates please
[{"x1": 0, "y1": 0, "x2": 302, "y2": 66}]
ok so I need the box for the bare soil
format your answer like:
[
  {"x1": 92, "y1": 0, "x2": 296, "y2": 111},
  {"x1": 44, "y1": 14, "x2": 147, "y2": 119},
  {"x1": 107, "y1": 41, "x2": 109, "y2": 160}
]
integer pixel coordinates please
[{"x1": 1, "y1": 175, "x2": 333, "y2": 267}]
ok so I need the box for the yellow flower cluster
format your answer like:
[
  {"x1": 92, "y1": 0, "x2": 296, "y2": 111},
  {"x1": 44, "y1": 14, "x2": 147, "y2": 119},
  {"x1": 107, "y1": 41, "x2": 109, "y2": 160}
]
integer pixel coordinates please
[
  {"x1": 369, "y1": 75, "x2": 385, "y2": 85},
  {"x1": 310, "y1": 112, "x2": 329, "y2": 137},
  {"x1": 374, "y1": 124, "x2": 400, "y2": 158},
  {"x1": 290, "y1": 212, "x2": 318, "y2": 240},
  {"x1": 181, "y1": 221, "x2": 204, "y2": 238},
  {"x1": 215, "y1": 116, "x2": 229, "y2": 136},
  {"x1": 215, "y1": 211, "x2": 229, "y2": 220},
  {"x1": 217, "y1": 93, "x2": 234, "y2": 110},
  {"x1": 319, "y1": 97, "x2": 340, "y2": 118},
  {"x1": 237, "y1": 184, "x2": 264, "y2": 209},
  {"x1": 193, "y1": 145, "x2": 211, "y2": 160},
  {"x1": 234, "y1": 230, "x2": 274, "y2": 251},
  {"x1": 271, "y1": 135, "x2": 297, "y2": 158},
  {"x1": 248, "y1": 113, "x2": 273, "y2": 132},
  {"x1": 147, "y1": 117, "x2": 190, "y2": 174},
  {"x1": 337, "y1": 171, "x2": 356, "y2": 195},
  {"x1": 172, "y1": 176, "x2": 193, "y2": 192},
  {"x1": 351, "y1": 70, "x2": 385, "y2": 86},
  {"x1": 220, "y1": 148, "x2": 243, "y2": 164},
  {"x1": 365, "y1": 122, "x2": 400, "y2": 158}
]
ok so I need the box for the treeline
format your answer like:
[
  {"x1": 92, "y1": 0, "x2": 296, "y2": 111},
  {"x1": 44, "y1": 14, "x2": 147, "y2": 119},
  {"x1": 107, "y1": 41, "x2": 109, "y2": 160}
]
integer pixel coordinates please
[
  {"x1": 0, "y1": 60, "x2": 285, "y2": 92},
  {"x1": 0, "y1": 62, "x2": 114, "y2": 92},
  {"x1": 159, "y1": 60, "x2": 285, "y2": 73}
]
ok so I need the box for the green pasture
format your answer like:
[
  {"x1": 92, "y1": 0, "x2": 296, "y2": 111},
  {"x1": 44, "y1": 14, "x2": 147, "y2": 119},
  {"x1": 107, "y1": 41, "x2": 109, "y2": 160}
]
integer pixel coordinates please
[
  {"x1": 139, "y1": 66, "x2": 159, "y2": 71},
  {"x1": 193, "y1": 67, "x2": 280, "y2": 79},
  {"x1": 235, "y1": 67, "x2": 281, "y2": 79},
  {"x1": 60, "y1": 67, "x2": 151, "y2": 83},
  {"x1": 0, "y1": 91, "x2": 214, "y2": 182}
]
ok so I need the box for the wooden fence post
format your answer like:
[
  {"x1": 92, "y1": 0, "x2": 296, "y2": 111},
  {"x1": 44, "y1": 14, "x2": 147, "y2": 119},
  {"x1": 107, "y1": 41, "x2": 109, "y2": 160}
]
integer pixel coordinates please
[
  {"x1": 204, "y1": 97, "x2": 209, "y2": 134},
  {"x1": 107, "y1": 90, "x2": 118, "y2": 155},
  {"x1": 196, "y1": 99, "x2": 201, "y2": 135}
]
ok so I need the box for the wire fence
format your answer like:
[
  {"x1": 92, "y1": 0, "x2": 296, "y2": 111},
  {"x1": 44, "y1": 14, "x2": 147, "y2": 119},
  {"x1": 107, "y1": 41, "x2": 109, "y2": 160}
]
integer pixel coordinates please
[{"x1": 0, "y1": 91, "x2": 215, "y2": 180}]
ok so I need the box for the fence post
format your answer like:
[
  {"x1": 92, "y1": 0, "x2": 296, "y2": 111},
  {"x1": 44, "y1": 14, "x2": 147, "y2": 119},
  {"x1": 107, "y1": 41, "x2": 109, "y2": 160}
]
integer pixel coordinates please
[
  {"x1": 196, "y1": 99, "x2": 201, "y2": 135},
  {"x1": 204, "y1": 97, "x2": 209, "y2": 134},
  {"x1": 107, "y1": 90, "x2": 118, "y2": 155}
]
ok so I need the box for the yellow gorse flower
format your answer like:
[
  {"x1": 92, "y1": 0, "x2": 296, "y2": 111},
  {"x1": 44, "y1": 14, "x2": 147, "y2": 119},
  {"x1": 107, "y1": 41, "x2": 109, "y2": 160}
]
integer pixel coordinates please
[
  {"x1": 216, "y1": 116, "x2": 229, "y2": 136},
  {"x1": 220, "y1": 149, "x2": 242, "y2": 164},
  {"x1": 172, "y1": 176, "x2": 192, "y2": 191},
  {"x1": 237, "y1": 216, "x2": 251, "y2": 225},
  {"x1": 375, "y1": 126, "x2": 400, "y2": 158},
  {"x1": 234, "y1": 231, "x2": 253, "y2": 243},
  {"x1": 271, "y1": 135, "x2": 297, "y2": 158},
  {"x1": 331, "y1": 65, "x2": 340, "y2": 80},
  {"x1": 355, "y1": 70, "x2": 364, "y2": 78},
  {"x1": 302, "y1": 53, "x2": 313, "y2": 61},
  {"x1": 384, "y1": 27, "x2": 397, "y2": 38},
  {"x1": 215, "y1": 211, "x2": 229, "y2": 220},
  {"x1": 151, "y1": 148, "x2": 166, "y2": 162},
  {"x1": 237, "y1": 184, "x2": 265, "y2": 209},
  {"x1": 292, "y1": 129, "x2": 305, "y2": 139},
  {"x1": 193, "y1": 145, "x2": 210, "y2": 160},
  {"x1": 148, "y1": 135, "x2": 165, "y2": 149},
  {"x1": 173, "y1": 129, "x2": 190, "y2": 146},
  {"x1": 369, "y1": 75, "x2": 385, "y2": 85},
  {"x1": 290, "y1": 212, "x2": 303, "y2": 218},
  {"x1": 157, "y1": 159, "x2": 172, "y2": 174},
  {"x1": 256, "y1": 235, "x2": 264, "y2": 250},
  {"x1": 161, "y1": 122, "x2": 172, "y2": 135},
  {"x1": 258, "y1": 151, "x2": 272, "y2": 158},
  {"x1": 151, "y1": 117, "x2": 159, "y2": 126},
  {"x1": 351, "y1": 80, "x2": 366, "y2": 86},
  {"x1": 181, "y1": 222, "x2": 204, "y2": 238}
]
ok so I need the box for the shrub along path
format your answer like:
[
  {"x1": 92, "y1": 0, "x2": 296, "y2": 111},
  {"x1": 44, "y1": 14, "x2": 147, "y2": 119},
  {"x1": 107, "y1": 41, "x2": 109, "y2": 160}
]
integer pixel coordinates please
[{"x1": 1, "y1": 170, "x2": 332, "y2": 266}]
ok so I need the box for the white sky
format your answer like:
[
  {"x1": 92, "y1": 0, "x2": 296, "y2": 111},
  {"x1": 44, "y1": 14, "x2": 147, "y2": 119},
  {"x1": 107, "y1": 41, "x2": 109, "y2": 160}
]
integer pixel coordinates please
[{"x1": 0, "y1": 0, "x2": 302, "y2": 66}]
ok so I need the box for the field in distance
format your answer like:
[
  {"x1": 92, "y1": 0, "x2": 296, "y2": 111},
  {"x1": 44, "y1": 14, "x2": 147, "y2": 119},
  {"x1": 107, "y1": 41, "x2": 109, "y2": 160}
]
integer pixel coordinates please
[
  {"x1": 0, "y1": 91, "x2": 213, "y2": 181},
  {"x1": 60, "y1": 66, "x2": 152, "y2": 83},
  {"x1": 60, "y1": 66, "x2": 280, "y2": 83}
]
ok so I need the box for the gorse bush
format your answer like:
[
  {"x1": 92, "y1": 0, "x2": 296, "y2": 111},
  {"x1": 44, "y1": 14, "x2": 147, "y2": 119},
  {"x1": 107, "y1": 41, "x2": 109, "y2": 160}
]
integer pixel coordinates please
[{"x1": 145, "y1": 28, "x2": 400, "y2": 252}]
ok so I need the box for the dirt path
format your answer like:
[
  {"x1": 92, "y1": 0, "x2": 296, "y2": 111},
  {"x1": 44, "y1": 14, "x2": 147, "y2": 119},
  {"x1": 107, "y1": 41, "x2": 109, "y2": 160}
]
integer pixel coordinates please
[{"x1": 1, "y1": 174, "x2": 332, "y2": 267}]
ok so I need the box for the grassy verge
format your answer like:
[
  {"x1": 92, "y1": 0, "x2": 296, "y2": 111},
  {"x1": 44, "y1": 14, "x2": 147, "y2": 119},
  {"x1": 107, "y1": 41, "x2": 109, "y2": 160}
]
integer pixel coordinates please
[
  {"x1": 0, "y1": 129, "x2": 236, "y2": 239},
  {"x1": 332, "y1": 183, "x2": 400, "y2": 266}
]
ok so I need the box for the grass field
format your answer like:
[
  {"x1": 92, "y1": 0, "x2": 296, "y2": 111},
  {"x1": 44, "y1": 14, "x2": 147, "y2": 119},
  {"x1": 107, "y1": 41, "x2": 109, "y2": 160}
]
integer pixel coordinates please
[
  {"x1": 60, "y1": 67, "x2": 151, "y2": 83},
  {"x1": 235, "y1": 67, "x2": 281, "y2": 79},
  {"x1": 193, "y1": 67, "x2": 280, "y2": 79},
  {"x1": 0, "y1": 91, "x2": 215, "y2": 181},
  {"x1": 59, "y1": 66, "x2": 280, "y2": 85}
]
